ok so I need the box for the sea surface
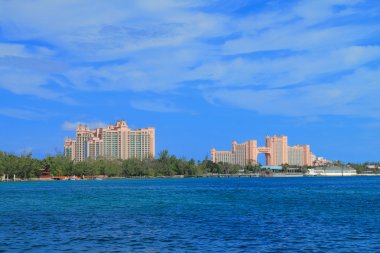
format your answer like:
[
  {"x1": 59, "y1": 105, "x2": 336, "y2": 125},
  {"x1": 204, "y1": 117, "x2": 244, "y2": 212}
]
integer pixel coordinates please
[{"x1": 0, "y1": 177, "x2": 379, "y2": 252}]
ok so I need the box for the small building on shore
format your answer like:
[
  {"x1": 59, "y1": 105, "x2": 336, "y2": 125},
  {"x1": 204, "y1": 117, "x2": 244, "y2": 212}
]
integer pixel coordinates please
[
  {"x1": 307, "y1": 166, "x2": 357, "y2": 176},
  {"x1": 261, "y1": 166, "x2": 282, "y2": 172}
]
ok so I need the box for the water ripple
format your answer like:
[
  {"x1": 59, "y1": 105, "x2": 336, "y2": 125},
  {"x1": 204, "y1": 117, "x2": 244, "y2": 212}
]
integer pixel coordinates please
[{"x1": 0, "y1": 177, "x2": 380, "y2": 252}]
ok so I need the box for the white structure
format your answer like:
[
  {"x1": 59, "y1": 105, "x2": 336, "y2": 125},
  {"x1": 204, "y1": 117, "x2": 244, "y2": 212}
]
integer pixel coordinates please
[{"x1": 307, "y1": 166, "x2": 357, "y2": 176}]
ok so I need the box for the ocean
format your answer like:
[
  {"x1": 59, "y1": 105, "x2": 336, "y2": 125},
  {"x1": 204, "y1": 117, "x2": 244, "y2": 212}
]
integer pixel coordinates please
[{"x1": 1, "y1": 177, "x2": 379, "y2": 252}]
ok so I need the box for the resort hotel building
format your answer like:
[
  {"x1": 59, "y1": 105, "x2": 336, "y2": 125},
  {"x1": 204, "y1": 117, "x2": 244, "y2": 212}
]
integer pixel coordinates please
[
  {"x1": 211, "y1": 135, "x2": 313, "y2": 167},
  {"x1": 64, "y1": 120, "x2": 155, "y2": 162}
]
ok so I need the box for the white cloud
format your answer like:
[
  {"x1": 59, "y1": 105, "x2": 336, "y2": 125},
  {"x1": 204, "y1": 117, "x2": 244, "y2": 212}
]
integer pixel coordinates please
[
  {"x1": 192, "y1": 45, "x2": 380, "y2": 90},
  {"x1": 221, "y1": 0, "x2": 377, "y2": 56},
  {"x1": 293, "y1": 0, "x2": 364, "y2": 23},
  {"x1": 0, "y1": 0, "x2": 230, "y2": 96},
  {"x1": 0, "y1": 66, "x2": 75, "y2": 104},
  {"x1": 0, "y1": 42, "x2": 55, "y2": 58},
  {"x1": 0, "y1": 108, "x2": 47, "y2": 120},
  {"x1": 0, "y1": 1, "x2": 228, "y2": 60},
  {"x1": 0, "y1": 43, "x2": 29, "y2": 58},
  {"x1": 0, "y1": 0, "x2": 379, "y2": 120},
  {"x1": 62, "y1": 121, "x2": 108, "y2": 131},
  {"x1": 205, "y1": 67, "x2": 380, "y2": 118}
]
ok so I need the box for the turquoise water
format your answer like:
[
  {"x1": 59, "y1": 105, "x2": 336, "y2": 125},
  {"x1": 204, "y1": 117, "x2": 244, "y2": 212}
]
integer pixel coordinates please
[{"x1": 0, "y1": 177, "x2": 379, "y2": 252}]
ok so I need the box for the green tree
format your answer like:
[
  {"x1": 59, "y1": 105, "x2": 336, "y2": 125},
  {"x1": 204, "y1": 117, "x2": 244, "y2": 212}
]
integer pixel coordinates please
[
  {"x1": 43, "y1": 155, "x2": 73, "y2": 176},
  {"x1": 0, "y1": 158, "x2": 4, "y2": 176},
  {"x1": 282, "y1": 163, "x2": 289, "y2": 173}
]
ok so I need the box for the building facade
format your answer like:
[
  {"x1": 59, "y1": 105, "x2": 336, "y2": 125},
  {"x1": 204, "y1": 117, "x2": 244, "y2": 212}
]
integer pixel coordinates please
[
  {"x1": 211, "y1": 140, "x2": 262, "y2": 166},
  {"x1": 266, "y1": 135, "x2": 288, "y2": 166},
  {"x1": 211, "y1": 135, "x2": 313, "y2": 167},
  {"x1": 64, "y1": 120, "x2": 155, "y2": 162},
  {"x1": 288, "y1": 145, "x2": 312, "y2": 166}
]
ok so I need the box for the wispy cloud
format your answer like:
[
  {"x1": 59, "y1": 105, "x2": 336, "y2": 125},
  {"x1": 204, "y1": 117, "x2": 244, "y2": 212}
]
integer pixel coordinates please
[{"x1": 62, "y1": 121, "x2": 108, "y2": 131}]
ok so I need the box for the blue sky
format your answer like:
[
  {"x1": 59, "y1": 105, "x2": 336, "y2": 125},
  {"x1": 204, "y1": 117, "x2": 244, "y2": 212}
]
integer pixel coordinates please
[{"x1": 0, "y1": 0, "x2": 379, "y2": 162}]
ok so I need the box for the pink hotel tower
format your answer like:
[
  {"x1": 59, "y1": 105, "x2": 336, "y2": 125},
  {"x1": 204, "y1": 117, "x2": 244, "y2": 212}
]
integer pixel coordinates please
[
  {"x1": 64, "y1": 120, "x2": 155, "y2": 162},
  {"x1": 211, "y1": 135, "x2": 313, "y2": 167}
]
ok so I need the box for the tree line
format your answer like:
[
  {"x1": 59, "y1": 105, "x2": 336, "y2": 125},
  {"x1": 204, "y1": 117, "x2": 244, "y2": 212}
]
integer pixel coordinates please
[
  {"x1": 2, "y1": 150, "x2": 377, "y2": 179},
  {"x1": 347, "y1": 162, "x2": 380, "y2": 174},
  {"x1": 0, "y1": 150, "x2": 254, "y2": 179}
]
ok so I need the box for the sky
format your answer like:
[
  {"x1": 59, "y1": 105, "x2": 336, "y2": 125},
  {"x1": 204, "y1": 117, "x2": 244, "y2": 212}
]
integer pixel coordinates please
[{"x1": 0, "y1": 0, "x2": 379, "y2": 163}]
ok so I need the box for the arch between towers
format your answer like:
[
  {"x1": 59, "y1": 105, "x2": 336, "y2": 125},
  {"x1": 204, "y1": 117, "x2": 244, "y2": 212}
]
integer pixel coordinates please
[{"x1": 257, "y1": 147, "x2": 271, "y2": 166}]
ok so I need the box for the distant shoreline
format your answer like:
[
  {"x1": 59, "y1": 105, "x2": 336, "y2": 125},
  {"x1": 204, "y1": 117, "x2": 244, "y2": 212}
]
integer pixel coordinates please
[{"x1": 1, "y1": 173, "x2": 380, "y2": 183}]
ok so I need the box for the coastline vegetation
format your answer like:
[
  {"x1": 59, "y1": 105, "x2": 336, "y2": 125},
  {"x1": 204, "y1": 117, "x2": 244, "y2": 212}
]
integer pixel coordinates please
[
  {"x1": 0, "y1": 150, "x2": 242, "y2": 179},
  {"x1": 0, "y1": 150, "x2": 378, "y2": 180}
]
